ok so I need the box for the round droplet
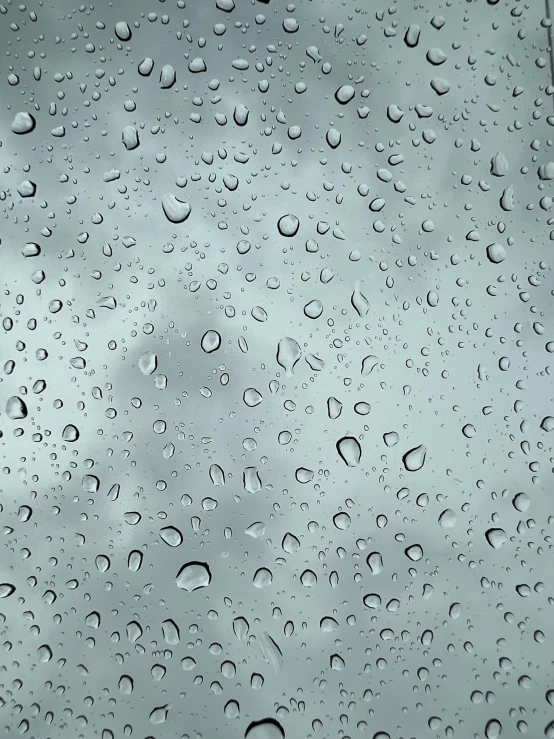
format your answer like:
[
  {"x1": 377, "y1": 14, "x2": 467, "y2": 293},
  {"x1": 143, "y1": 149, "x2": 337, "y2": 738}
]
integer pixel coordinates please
[
  {"x1": 512, "y1": 493, "x2": 530, "y2": 512},
  {"x1": 253, "y1": 567, "x2": 273, "y2": 588},
  {"x1": 326, "y1": 128, "x2": 341, "y2": 148},
  {"x1": 283, "y1": 17, "x2": 299, "y2": 32},
  {"x1": 82, "y1": 474, "x2": 100, "y2": 493},
  {"x1": 225, "y1": 700, "x2": 240, "y2": 718},
  {"x1": 277, "y1": 214, "x2": 299, "y2": 237},
  {"x1": 17, "y1": 180, "x2": 37, "y2": 198},
  {"x1": 333, "y1": 512, "x2": 351, "y2": 530},
  {"x1": 295, "y1": 467, "x2": 314, "y2": 483},
  {"x1": 438, "y1": 509, "x2": 457, "y2": 528},
  {"x1": 160, "y1": 526, "x2": 183, "y2": 547},
  {"x1": 427, "y1": 47, "x2": 447, "y2": 64},
  {"x1": 363, "y1": 593, "x2": 381, "y2": 609},
  {"x1": 85, "y1": 611, "x2": 101, "y2": 628},
  {"x1": 335, "y1": 85, "x2": 355, "y2": 104},
  {"x1": 405, "y1": 544, "x2": 423, "y2": 561},
  {"x1": 176, "y1": 561, "x2": 212, "y2": 591},
  {"x1": 336, "y1": 436, "x2": 362, "y2": 467},
  {"x1": 245, "y1": 718, "x2": 285, "y2": 739},
  {"x1": 462, "y1": 424, "x2": 476, "y2": 438},
  {"x1": 243, "y1": 388, "x2": 263, "y2": 407},
  {"x1": 402, "y1": 444, "x2": 427, "y2": 472},
  {"x1": 62, "y1": 424, "x2": 79, "y2": 442},
  {"x1": 201, "y1": 330, "x2": 221, "y2": 353},
  {"x1": 487, "y1": 243, "x2": 506, "y2": 263},
  {"x1": 189, "y1": 57, "x2": 207, "y2": 73},
  {"x1": 300, "y1": 569, "x2": 317, "y2": 587},
  {"x1": 485, "y1": 528, "x2": 507, "y2": 549},
  {"x1": 304, "y1": 300, "x2": 323, "y2": 319}
]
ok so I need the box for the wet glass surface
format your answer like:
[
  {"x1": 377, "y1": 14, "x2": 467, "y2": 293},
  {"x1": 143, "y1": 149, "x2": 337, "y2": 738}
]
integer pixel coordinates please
[{"x1": 1, "y1": 1, "x2": 554, "y2": 737}]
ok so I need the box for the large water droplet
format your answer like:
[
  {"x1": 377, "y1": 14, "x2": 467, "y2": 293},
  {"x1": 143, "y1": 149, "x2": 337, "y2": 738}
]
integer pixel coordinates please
[
  {"x1": 282, "y1": 532, "x2": 300, "y2": 553},
  {"x1": 162, "y1": 193, "x2": 191, "y2": 223},
  {"x1": 253, "y1": 567, "x2": 273, "y2": 588},
  {"x1": 62, "y1": 424, "x2": 79, "y2": 442},
  {"x1": 484, "y1": 719, "x2": 502, "y2": 739},
  {"x1": 201, "y1": 330, "x2": 221, "y2": 353},
  {"x1": 245, "y1": 718, "x2": 285, "y2": 739},
  {"x1": 404, "y1": 544, "x2": 423, "y2": 561},
  {"x1": 243, "y1": 388, "x2": 263, "y2": 407},
  {"x1": 160, "y1": 526, "x2": 183, "y2": 547},
  {"x1": 336, "y1": 436, "x2": 362, "y2": 467},
  {"x1": 6, "y1": 396, "x2": 27, "y2": 420},
  {"x1": 277, "y1": 337, "x2": 301, "y2": 376},
  {"x1": 335, "y1": 85, "x2": 355, "y2": 104},
  {"x1": 485, "y1": 528, "x2": 507, "y2": 549},
  {"x1": 138, "y1": 351, "x2": 157, "y2": 376},
  {"x1": 438, "y1": 509, "x2": 457, "y2": 528},
  {"x1": 351, "y1": 282, "x2": 369, "y2": 316},
  {"x1": 277, "y1": 214, "x2": 299, "y2": 237},
  {"x1": 0, "y1": 584, "x2": 16, "y2": 598},
  {"x1": 12, "y1": 112, "x2": 36, "y2": 134},
  {"x1": 176, "y1": 562, "x2": 212, "y2": 591},
  {"x1": 402, "y1": 444, "x2": 427, "y2": 471}
]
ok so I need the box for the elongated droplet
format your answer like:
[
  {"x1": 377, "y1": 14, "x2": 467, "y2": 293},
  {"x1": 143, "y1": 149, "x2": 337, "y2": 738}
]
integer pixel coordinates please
[
  {"x1": 138, "y1": 351, "x2": 157, "y2": 376},
  {"x1": 336, "y1": 436, "x2": 362, "y2": 467},
  {"x1": 276, "y1": 337, "x2": 301, "y2": 377},
  {"x1": 361, "y1": 355, "x2": 379, "y2": 376},
  {"x1": 201, "y1": 330, "x2": 221, "y2": 353},
  {"x1": 351, "y1": 282, "x2": 369, "y2": 316},
  {"x1": 402, "y1": 444, "x2": 427, "y2": 471},
  {"x1": 162, "y1": 193, "x2": 191, "y2": 223},
  {"x1": 209, "y1": 464, "x2": 225, "y2": 486}
]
